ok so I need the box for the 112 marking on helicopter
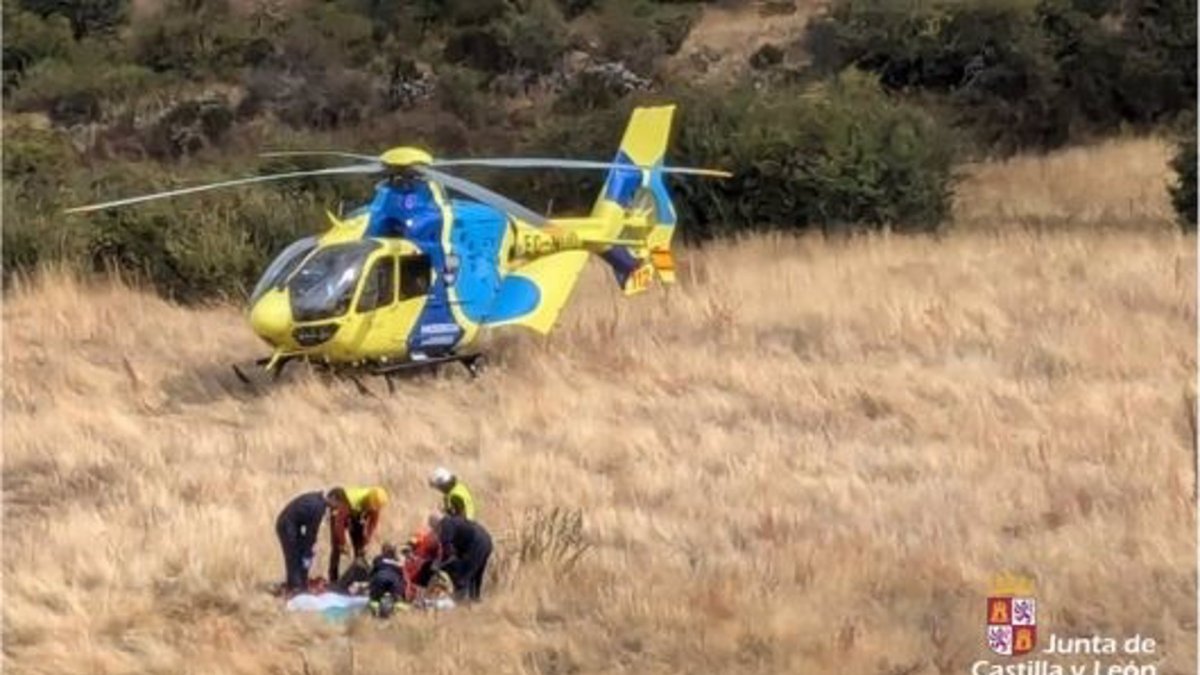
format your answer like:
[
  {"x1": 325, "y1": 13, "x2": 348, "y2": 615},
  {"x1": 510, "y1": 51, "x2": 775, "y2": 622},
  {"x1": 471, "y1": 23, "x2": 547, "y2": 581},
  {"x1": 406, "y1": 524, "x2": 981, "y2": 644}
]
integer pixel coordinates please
[{"x1": 66, "y1": 105, "x2": 730, "y2": 379}]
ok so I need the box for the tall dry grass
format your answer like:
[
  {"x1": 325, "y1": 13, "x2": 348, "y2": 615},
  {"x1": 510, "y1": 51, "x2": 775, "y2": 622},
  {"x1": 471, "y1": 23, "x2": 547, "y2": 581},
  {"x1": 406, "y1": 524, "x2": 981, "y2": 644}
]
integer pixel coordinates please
[
  {"x1": 953, "y1": 136, "x2": 1178, "y2": 231},
  {"x1": 3, "y1": 138, "x2": 1196, "y2": 674}
]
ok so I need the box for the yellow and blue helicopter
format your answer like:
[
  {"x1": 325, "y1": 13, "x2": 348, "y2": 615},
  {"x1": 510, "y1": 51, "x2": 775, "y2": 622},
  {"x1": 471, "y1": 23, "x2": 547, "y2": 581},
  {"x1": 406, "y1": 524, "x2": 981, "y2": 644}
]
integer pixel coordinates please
[{"x1": 67, "y1": 106, "x2": 729, "y2": 380}]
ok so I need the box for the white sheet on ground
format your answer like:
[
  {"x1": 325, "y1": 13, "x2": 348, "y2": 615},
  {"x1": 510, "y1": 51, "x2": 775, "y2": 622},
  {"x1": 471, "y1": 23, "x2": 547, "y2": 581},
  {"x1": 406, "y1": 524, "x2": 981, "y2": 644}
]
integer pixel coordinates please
[{"x1": 286, "y1": 592, "x2": 370, "y2": 613}]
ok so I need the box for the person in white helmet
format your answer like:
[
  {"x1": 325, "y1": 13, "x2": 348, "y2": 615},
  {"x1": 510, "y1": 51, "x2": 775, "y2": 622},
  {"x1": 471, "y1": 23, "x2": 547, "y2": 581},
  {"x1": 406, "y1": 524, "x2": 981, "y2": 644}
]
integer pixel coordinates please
[{"x1": 428, "y1": 466, "x2": 476, "y2": 520}]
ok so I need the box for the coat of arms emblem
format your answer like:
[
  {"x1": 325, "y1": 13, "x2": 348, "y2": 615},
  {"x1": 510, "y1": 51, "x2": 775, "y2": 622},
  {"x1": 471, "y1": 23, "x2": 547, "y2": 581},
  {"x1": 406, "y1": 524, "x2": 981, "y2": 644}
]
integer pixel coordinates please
[{"x1": 986, "y1": 573, "x2": 1037, "y2": 656}]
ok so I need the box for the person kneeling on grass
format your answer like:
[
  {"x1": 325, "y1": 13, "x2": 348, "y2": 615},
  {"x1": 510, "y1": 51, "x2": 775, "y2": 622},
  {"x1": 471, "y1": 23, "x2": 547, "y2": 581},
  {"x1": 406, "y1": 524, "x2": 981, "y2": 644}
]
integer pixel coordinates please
[
  {"x1": 430, "y1": 512, "x2": 493, "y2": 602},
  {"x1": 327, "y1": 485, "x2": 389, "y2": 583}
]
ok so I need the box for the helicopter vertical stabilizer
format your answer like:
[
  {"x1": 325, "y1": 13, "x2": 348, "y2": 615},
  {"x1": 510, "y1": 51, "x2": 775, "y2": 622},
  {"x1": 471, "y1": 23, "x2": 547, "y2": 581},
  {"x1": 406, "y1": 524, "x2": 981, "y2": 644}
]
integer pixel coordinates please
[{"x1": 591, "y1": 105, "x2": 679, "y2": 296}]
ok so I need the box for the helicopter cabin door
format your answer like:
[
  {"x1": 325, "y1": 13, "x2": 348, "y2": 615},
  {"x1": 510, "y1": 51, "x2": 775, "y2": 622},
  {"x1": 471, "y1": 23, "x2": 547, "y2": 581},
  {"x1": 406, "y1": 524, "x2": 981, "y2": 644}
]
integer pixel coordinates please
[
  {"x1": 402, "y1": 253, "x2": 461, "y2": 356},
  {"x1": 345, "y1": 254, "x2": 426, "y2": 358}
]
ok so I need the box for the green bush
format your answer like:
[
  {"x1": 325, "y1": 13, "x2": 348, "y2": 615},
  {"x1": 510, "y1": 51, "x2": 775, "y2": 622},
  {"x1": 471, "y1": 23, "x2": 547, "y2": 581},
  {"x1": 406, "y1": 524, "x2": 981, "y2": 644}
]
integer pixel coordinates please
[
  {"x1": 2, "y1": 125, "x2": 86, "y2": 274},
  {"x1": 553, "y1": 68, "x2": 627, "y2": 114},
  {"x1": 516, "y1": 70, "x2": 957, "y2": 238},
  {"x1": 1171, "y1": 117, "x2": 1197, "y2": 232},
  {"x1": 11, "y1": 51, "x2": 158, "y2": 124},
  {"x1": 289, "y1": 1, "x2": 376, "y2": 68},
  {"x1": 807, "y1": 0, "x2": 1198, "y2": 152},
  {"x1": 75, "y1": 178, "x2": 324, "y2": 301},
  {"x1": 444, "y1": 25, "x2": 516, "y2": 73},
  {"x1": 0, "y1": 145, "x2": 351, "y2": 299},
  {"x1": 145, "y1": 97, "x2": 235, "y2": 159},
  {"x1": 555, "y1": 0, "x2": 597, "y2": 19},
  {"x1": 594, "y1": 0, "x2": 685, "y2": 75},
  {"x1": 650, "y1": 2, "x2": 699, "y2": 56},
  {"x1": 18, "y1": 0, "x2": 128, "y2": 39},
  {"x1": 443, "y1": 0, "x2": 509, "y2": 26},
  {"x1": 807, "y1": 0, "x2": 1064, "y2": 151},
  {"x1": 508, "y1": 0, "x2": 569, "y2": 72},
  {"x1": 2, "y1": 2, "x2": 74, "y2": 93},
  {"x1": 436, "y1": 65, "x2": 491, "y2": 126},
  {"x1": 133, "y1": 1, "x2": 258, "y2": 79}
]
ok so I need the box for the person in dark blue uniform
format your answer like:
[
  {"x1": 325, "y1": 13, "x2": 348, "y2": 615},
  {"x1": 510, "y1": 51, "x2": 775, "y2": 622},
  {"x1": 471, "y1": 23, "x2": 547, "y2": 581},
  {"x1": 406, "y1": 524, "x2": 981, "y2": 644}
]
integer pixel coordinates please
[
  {"x1": 367, "y1": 543, "x2": 406, "y2": 617},
  {"x1": 275, "y1": 489, "x2": 338, "y2": 595},
  {"x1": 431, "y1": 512, "x2": 493, "y2": 601}
]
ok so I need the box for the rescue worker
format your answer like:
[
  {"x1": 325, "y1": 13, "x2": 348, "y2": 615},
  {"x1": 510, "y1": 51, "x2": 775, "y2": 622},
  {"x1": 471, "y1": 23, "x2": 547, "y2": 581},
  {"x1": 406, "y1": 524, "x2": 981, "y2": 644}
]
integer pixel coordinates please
[
  {"x1": 428, "y1": 466, "x2": 476, "y2": 519},
  {"x1": 367, "y1": 543, "x2": 406, "y2": 618},
  {"x1": 275, "y1": 489, "x2": 339, "y2": 595},
  {"x1": 429, "y1": 511, "x2": 493, "y2": 602},
  {"x1": 401, "y1": 525, "x2": 441, "y2": 600},
  {"x1": 327, "y1": 485, "x2": 389, "y2": 582}
]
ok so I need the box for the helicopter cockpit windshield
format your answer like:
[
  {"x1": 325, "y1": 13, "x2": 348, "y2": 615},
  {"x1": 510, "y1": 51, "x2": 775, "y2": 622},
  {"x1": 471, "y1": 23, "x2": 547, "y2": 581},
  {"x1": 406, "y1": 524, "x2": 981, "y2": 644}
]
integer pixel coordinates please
[
  {"x1": 250, "y1": 236, "x2": 317, "y2": 305},
  {"x1": 288, "y1": 240, "x2": 380, "y2": 322}
]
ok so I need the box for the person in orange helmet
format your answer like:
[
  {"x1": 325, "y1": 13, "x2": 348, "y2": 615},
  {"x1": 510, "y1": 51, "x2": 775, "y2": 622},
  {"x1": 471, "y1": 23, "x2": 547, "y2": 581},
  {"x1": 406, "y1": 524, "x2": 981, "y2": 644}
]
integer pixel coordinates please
[{"x1": 326, "y1": 486, "x2": 389, "y2": 581}]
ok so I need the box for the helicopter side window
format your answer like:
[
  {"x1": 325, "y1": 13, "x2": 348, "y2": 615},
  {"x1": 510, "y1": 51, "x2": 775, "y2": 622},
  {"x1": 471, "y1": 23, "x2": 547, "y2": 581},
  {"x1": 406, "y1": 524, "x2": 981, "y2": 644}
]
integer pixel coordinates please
[
  {"x1": 356, "y1": 256, "x2": 396, "y2": 313},
  {"x1": 399, "y1": 255, "x2": 432, "y2": 299}
]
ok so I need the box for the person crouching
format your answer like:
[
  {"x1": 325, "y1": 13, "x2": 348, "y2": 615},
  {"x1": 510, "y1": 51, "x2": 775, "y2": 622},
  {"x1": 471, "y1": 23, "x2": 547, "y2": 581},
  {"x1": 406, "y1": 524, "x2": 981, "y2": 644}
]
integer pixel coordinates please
[
  {"x1": 367, "y1": 543, "x2": 406, "y2": 618},
  {"x1": 429, "y1": 512, "x2": 493, "y2": 602}
]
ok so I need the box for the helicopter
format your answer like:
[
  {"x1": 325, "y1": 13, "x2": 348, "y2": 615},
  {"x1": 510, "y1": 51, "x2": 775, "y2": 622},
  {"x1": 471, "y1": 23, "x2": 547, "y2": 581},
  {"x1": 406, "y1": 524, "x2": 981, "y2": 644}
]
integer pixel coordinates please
[{"x1": 66, "y1": 105, "x2": 730, "y2": 382}]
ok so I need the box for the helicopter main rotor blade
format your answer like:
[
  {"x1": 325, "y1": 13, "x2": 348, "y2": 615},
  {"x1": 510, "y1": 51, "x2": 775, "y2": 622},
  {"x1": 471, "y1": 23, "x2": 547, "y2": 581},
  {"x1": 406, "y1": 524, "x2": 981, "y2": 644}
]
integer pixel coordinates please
[
  {"x1": 64, "y1": 163, "x2": 384, "y2": 214},
  {"x1": 431, "y1": 157, "x2": 732, "y2": 178},
  {"x1": 260, "y1": 150, "x2": 380, "y2": 163},
  {"x1": 415, "y1": 165, "x2": 549, "y2": 228}
]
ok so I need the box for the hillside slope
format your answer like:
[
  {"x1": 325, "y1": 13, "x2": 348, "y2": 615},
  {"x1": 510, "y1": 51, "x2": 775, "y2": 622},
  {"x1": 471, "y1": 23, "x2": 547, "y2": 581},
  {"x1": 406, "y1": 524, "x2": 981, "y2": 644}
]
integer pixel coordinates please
[
  {"x1": 4, "y1": 224, "x2": 1196, "y2": 674},
  {"x1": 4, "y1": 137, "x2": 1197, "y2": 674}
]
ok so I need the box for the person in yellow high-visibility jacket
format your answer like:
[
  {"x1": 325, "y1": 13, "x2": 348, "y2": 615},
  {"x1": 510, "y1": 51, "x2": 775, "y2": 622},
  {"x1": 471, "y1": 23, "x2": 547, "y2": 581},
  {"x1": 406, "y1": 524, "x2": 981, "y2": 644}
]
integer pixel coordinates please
[
  {"x1": 327, "y1": 485, "x2": 389, "y2": 581},
  {"x1": 427, "y1": 467, "x2": 476, "y2": 520}
]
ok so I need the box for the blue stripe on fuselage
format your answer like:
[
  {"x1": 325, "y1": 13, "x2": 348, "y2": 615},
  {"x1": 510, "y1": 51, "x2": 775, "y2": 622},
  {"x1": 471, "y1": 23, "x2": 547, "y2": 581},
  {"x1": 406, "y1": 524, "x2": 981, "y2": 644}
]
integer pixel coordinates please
[
  {"x1": 448, "y1": 200, "x2": 506, "y2": 323},
  {"x1": 359, "y1": 181, "x2": 463, "y2": 354}
]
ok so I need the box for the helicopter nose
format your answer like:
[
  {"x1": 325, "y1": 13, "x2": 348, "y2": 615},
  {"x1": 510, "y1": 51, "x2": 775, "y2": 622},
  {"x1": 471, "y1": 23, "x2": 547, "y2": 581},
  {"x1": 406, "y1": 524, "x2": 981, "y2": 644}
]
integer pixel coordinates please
[{"x1": 249, "y1": 292, "x2": 292, "y2": 344}]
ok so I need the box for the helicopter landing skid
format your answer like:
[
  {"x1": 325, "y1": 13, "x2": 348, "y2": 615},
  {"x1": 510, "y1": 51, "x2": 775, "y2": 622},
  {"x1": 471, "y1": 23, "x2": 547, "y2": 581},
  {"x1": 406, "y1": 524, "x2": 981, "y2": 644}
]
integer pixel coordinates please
[
  {"x1": 230, "y1": 353, "x2": 485, "y2": 393},
  {"x1": 369, "y1": 353, "x2": 486, "y2": 379},
  {"x1": 231, "y1": 356, "x2": 295, "y2": 389}
]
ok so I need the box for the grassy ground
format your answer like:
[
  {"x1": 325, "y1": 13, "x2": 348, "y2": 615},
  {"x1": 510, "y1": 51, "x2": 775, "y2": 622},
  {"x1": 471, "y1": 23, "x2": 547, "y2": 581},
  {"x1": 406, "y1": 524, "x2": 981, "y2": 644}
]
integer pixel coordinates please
[{"x1": 3, "y1": 138, "x2": 1196, "y2": 674}]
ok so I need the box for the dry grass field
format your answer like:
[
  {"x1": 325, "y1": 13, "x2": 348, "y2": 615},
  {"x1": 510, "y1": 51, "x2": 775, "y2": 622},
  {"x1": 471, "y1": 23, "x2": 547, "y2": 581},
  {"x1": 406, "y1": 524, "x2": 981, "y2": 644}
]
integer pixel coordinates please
[{"x1": 3, "y1": 138, "x2": 1196, "y2": 674}]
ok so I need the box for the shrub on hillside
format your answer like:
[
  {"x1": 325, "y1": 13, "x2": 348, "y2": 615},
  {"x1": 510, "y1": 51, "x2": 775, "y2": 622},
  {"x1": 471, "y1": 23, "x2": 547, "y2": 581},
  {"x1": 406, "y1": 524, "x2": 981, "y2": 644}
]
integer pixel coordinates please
[
  {"x1": 10, "y1": 51, "x2": 158, "y2": 125},
  {"x1": 74, "y1": 169, "x2": 323, "y2": 301},
  {"x1": 676, "y1": 72, "x2": 956, "y2": 236},
  {"x1": 442, "y1": 0, "x2": 570, "y2": 77},
  {"x1": 807, "y1": 0, "x2": 1066, "y2": 151},
  {"x1": 3, "y1": 124, "x2": 78, "y2": 191},
  {"x1": 145, "y1": 97, "x2": 235, "y2": 160},
  {"x1": 594, "y1": 0, "x2": 697, "y2": 75},
  {"x1": 436, "y1": 65, "x2": 491, "y2": 127},
  {"x1": 444, "y1": 26, "x2": 516, "y2": 74},
  {"x1": 555, "y1": 0, "x2": 597, "y2": 19},
  {"x1": 2, "y1": 125, "x2": 84, "y2": 272},
  {"x1": 507, "y1": 0, "x2": 569, "y2": 73},
  {"x1": 808, "y1": 0, "x2": 1198, "y2": 153},
  {"x1": 1171, "y1": 120, "x2": 1197, "y2": 232},
  {"x1": 133, "y1": 1, "x2": 255, "y2": 79},
  {"x1": 2, "y1": 3, "x2": 73, "y2": 93},
  {"x1": 18, "y1": 0, "x2": 128, "y2": 39},
  {"x1": 516, "y1": 70, "x2": 957, "y2": 238}
]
